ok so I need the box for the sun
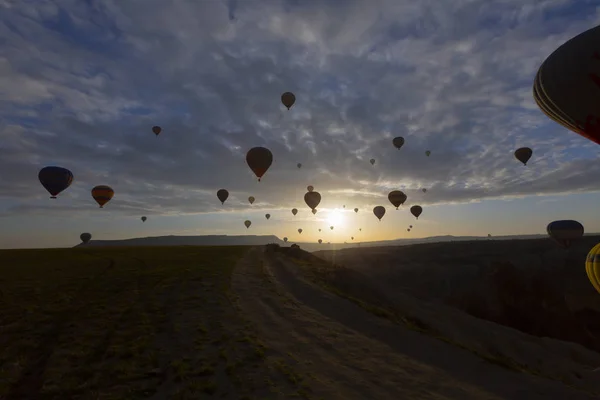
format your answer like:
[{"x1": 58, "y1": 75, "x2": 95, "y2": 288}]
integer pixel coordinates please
[{"x1": 326, "y1": 210, "x2": 345, "y2": 227}]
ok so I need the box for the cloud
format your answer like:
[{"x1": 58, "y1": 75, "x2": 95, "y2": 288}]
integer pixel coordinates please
[{"x1": 1, "y1": 0, "x2": 599, "y2": 220}]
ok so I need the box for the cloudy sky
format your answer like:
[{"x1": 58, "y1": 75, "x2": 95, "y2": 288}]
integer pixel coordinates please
[{"x1": 1, "y1": 0, "x2": 599, "y2": 249}]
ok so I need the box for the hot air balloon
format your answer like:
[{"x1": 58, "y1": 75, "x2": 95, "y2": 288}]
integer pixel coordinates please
[
  {"x1": 307, "y1": 185, "x2": 314, "y2": 192},
  {"x1": 388, "y1": 191, "x2": 407, "y2": 209},
  {"x1": 586, "y1": 243, "x2": 600, "y2": 295},
  {"x1": 392, "y1": 137, "x2": 405, "y2": 150},
  {"x1": 354, "y1": 208, "x2": 358, "y2": 213},
  {"x1": 297, "y1": 163, "x2": 302, "y2": 169},
  {"x1": 312, "y1": 209, "x2": 317, "y2": 215},
  {"x1": 407, "y1": 228, "x2": 410, "y2": 232},
  {"x1": 304, "y1": 191, "x2": 321, "y2": 210},
  {"x1": 359, "y1": 228, "x2": 362, "y2": 231},
  {"x1": 488, "y1": 234, "x2": 492, "y2": 238},
  {"x1": 422, "y1": 188, "x2": 427, "y2": 193},
  {"x1": 298, "y1": 228, "x2": 303, "y2": 234},
  {"x1": 80, "y1": 232, "x2": 91, "y2": 244},
  {"x1": 292, "y1": 208, "x2": 298, "y2": 216},
  {"x1": 546, "y1": 220, "x2": 584, "y2": 248},
  {"x1": 281, "y1": 92, "x2": 296, "y2": 110},
  {"x1": 265, "y1": 214, "x2": 270, "y2": 220},
  {"x1": 351, "y1": 236, "x2": 354, "y2": 240},
  {"x1": 330, "y1": 226, "x2": 334, "y2": 230},
  {"x1": 217, "y1": 189, "x2": 229, "y2": 204},
  {"x1": 514, "y1": 147, "x2": 533, "y2": 165},
  {"x1": 283, "y1": 237, "x2": 288, "y2": 243},
  {"x1": 38, "y1": 166, "x2": 74, "y2": 199},
  {"x1": 318, "y1": 239, "x2": 322, "y2": 244},
  {"x1": 91, "y1": 185, "x2": 114, "y2": 208},
  {"x1": 152, "y1": 126, "x2": 162, "y2": 136},
  {"x1": 534, "y1": 25, "x2": 600, "y2": 145},
  {"x1": 425, "y1": 151, "x2": 431, "y2": 157},
  {"x1": 246, "y1": 147, "x2": 273, "y2": 182},
  {"x1": 410, "y1": 205, "x2": 423, "y2": 219},
  {"x1": 248, "y1": 196, "x2": 255, "y2": 205},
  {"x1": 343, "y1": 205, "x2": 345, "y2": 208},
  {"x1": 370, "y1": 158, "x2": 375, "y2": 165},
  {"x1": 409, "y1": 225, "x2": 413, "y2": 228},
  {"x1": 244, "y1": 220, "x2": 252, "y2": 229},
  {"x1": 141, "y1": 216, "x2": 147, "y2": 222},
  {"x1": 318, "y1": 229, "x2": 321, "y2": 232},
  {"x1": 373, "y1": 206, "x2": 386, "y2": 221}
]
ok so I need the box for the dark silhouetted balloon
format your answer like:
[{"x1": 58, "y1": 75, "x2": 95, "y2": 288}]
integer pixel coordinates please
[
  {"x1": 546, "y1": 220, "x2": 584, "y2": 248},
  {"x1": 392, "y1": 137, "x2": 405, "y2": 149},
  {"x1": 292, "y1": 208, "x2": 298, "y2": 216},
  {"x1": 217, "y1": 189, "x2": 229, "y2": 204},
  {"x1": 248, "y1": 196, "x2": 255, "y2": 205},
  {"x1": 152, "y1": 126, "x2": 162, "y2": 136},
  {"x1": 141, "y1": 216, "x2": 147, "y2": 222},
  {"x1": 281, "y1": 92, "x2": 296, "y2": 110},
  {"x1": 39, "y1": 166, "x2": 74, "y2": 199},
  {"x1": 388, "y1": 191, "x2": 407, "y2": 209},
  {"x1": 514, "y1": 147, "x2": 533, "y2": 165},
  {"x1": 422, "y1": 188, "x2": 427, "y2": 193},
  {"x1": 80, "y1": 232, "x2": 91, "y2": 244},
  {"x1": 330, "y1": 226, "x2": 334, "y2": 230},
  {"x1": 354, "y1": 208, "x2": 358, "y2": 213},
  {"x1": 304, "y1": 191, "x2": 321, "y2": 210},
  {"x1": 370, "y1": 158, "x2": 375, "y2": 165},
  {"x1": 246, "y1": 147, "x2": 273, "y2": 181},
  {"x1": 318, "y1": 239, "x2": 322, "y2": 244},
  {"x1": 410, "y1": 205, "x2": 422, "y2": 219},
  {"x1": 244, "y1": 220, "x2": 252, "y2": 229},
  {"x1": 298, "y1": 228, "x2": 303, "y2": 234},
  {"x1": 265, "y1": 213, "x2": 270, "y2": 220},
  {"x1": 307, "y1": 185, "x2": 314, "y2": 192},
  {"x1": 91, "y1": 185, "x2": 114, "y2": 208},
  {"x1": 283, "y1": 237, "x2": 288, "y2": 243},
  {"x1": 297, "y1": 163, "x2": 302, "y2": 169},
  {"x1": 312, "y1": 209, "x2": 317, "y2": 215},
  {"x1": 425, "y1": 150, "x2": 431, "y2": 157},
  {"x1": 373, "y1": 206, "x2": 386, "y2": 221}
]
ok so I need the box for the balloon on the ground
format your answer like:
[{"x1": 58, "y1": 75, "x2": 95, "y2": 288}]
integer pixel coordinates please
[
  {"x1": 39, "y1": 166, "x2": 74, "y2": 199},
  {"x1": 586, "y1": 243, "x2": 600, "y2": 295},
  {"x1": 80, "y1": 232, "x2": 91, "y2": 244},
  {"x1": 546, "y1": 220, "x2": 584, "y2": 248},
  {"x1": 91, "y1": 185, "x2": 114, "y2": 208},
  {"x1": 217, "y1": 189, "x2": 229, "y2": 204},
  {"x1": 246, "y1": 147, "x2": 273, "y2": 181}
]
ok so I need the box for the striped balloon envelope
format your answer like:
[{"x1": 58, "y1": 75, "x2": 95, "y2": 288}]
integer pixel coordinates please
[
  {"x1": 91, "y1": 185, "x2": 114, "y2": 208},
  {"x1": 534, "y1": 25, "x2": 600, "y2": 144},
  {"x1": 585, "y1": 243, "x2": 600, "y2": 295}
]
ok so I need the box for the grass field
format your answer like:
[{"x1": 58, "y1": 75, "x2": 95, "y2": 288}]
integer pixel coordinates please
[{"x1": 0, "y1": 246, "x2": 305, "y2": 400}]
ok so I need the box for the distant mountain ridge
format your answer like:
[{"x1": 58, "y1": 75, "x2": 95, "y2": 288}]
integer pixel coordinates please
[
  {"x1": 74, "y1": 232, "x2": 600, "y2": 250},
  {"x1": 74, "y1": 235, "x2": 284, "y2": 248}
]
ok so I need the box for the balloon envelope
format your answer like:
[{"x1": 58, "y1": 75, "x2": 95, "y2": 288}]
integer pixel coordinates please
[
  {"x1": 354, "y1": 208, "x2": 358, "y2": 213},
  {"x1": 283, "y1": 237, "x2": 288, "y2": 242},
  {"x1": 265, "y1": 214, "x2": 270, "y2": 220},
  {"x1": 141, "y1": 216, "x2": 147, "y2": 222},
  {"x1": 388, "y1": 191, "x2": 407, "y2": 209},
  {"x1": 298, "y1": 228, "x2": 302, "y2": 234},
  {"x1": 244, "y1": 220, "x2": 251, "y2": 229},
  {"x1": 373, "y1": 206, "x2": 386, "y2": 221},
  {"x1": 586, "y1": 243, "x2": 600, "y2": 295},
  {"x1": 281, "y1": 92, "x2": 296, "y2": 109},
  {"x1": 152, "y1": 126, "x2": 162, "y2": 136},
  {"x1": 304, "y1": 191, "x2": 321, "y2": 210},
  {"x1": 297, "y1": 163, "x2": 302, "y2": 169},
  {"x1": 39, "y1": 166, "x2": 74, "y2": 199},
  {"x1": 410, "y1": 205, "x2": 423, "y2": 219},
  {"x1": 248, "y1": 196, "x2": 255, "y2": 204},
  {"x1": 217, "y1": 189, "x2": 229, "y2": 204},
  {"x1": 307, "y1": 185, "x2": 314, "y2": 192},
  {"x1": 392, "y1": 137, "x2": 405, "y2": 149},
  {"x1": 292, "y1": 208, "x2": 298, "y2": 216},
  {"x1": 546, "y1": 220, "x2": 584, "y2": 248},
  {"x1": 514, "y1": 147, "x2": 533, "y2": 165},
  {"x1": 80, "y1": 232, "x2": 91, "y2": 244},
  {"x1": 91, "y1": 185, "x2": 114, "y2": 208},
  {"x1": 246, "y1": 147, "x2": 273, "y2": 181},
  {"x1": 370, "y1": 158, "x2": 375, "y2": 165}
]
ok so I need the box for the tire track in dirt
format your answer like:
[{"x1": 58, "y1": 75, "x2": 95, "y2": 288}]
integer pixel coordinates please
[{"x1": 5, "y1": 256, "x2": 117, "y2": 400}]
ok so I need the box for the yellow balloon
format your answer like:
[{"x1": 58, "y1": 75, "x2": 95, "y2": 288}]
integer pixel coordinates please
[{"x1": 585, "y1": 242, "x2": 600, "y2": 295}]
